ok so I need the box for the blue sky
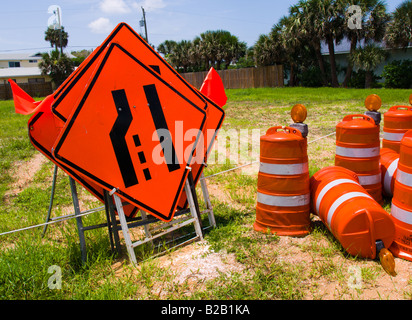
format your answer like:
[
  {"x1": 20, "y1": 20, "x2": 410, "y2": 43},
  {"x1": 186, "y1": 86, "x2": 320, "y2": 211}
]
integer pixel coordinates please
[{"x1": 0, "y1": 0, "x2": 406, "y2": 54}]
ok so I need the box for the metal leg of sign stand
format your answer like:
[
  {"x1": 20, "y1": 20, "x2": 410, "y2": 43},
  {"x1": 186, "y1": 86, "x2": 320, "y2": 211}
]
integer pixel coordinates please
[
  {"x1": 42, "y1": 167, "x2": 215, "y2": 266},
  {"x1": 103, "y1": 189, "x2": 122, "y2": 254},
  {"x1": 199, "y1": 171, "x2": 216, "y2": 228},
  {"x1": 111, "y1": 173, "x2": 204, "y2": 266},
  {"x1": 42, "y1": 164, "x2": 59, "y2": 237},
  {"x1": 69, "y1": 177, "x2": 88, "y2": 263}
]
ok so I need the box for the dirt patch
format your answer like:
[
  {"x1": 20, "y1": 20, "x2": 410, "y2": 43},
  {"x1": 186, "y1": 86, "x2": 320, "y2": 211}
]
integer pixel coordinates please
[
  {"x1": 156, "y1": 240, "x2": 244, "y2": 286},
  {"x1": 5, "y1": 152, "x2": 47, "y2": 195}
]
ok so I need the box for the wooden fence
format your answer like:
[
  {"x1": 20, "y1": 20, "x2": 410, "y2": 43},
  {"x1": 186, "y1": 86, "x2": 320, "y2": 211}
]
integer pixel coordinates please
[
  {"x1": 180, "y1": 65, "x2": 284, "y2": 89},
  {"x1": 0, "y1": 82, "x2": 53, "y2": 100}
]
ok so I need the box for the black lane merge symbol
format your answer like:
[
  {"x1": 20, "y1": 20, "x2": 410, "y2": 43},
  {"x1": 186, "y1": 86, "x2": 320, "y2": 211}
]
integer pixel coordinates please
[
  {"x1": 143, "y1": 84, "x2": 180, "y2": 173},
  {"x1": 110, "y1": 89, "x2": 139, "y2": 188}
]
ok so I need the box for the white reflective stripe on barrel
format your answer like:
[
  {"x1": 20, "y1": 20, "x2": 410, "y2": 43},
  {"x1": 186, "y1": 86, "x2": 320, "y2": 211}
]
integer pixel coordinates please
[
  {"x1": 357, "y1": 173, "x2": 381, "y2": 186},
  {"x1": 336, "y1": 146, "x2": 380, "y2": 158},
  {"x1": 327, "y1": 192, "x2": 372, "y2": 227},
  {"x1": 384, "y1": 158, "x2": 399, "y2": 195},
  {"x1": 391, "y1": 203, "x2": 412, "y2": 225},
  {"x1": 383, "y1": 131, "x2": 405, "y2": 142},
  {"x1": 259, "y1": 162, "x2": 308, "y2": 175},
  {"x1": 257, "y1": 192, "x2": 310, "y2": 207},
  {"x1": 396, "y1": 169, "x2": 412, "y2": 188},
  {"x1": 315, "y1": 179, "x2": 358, "y2": 214}
]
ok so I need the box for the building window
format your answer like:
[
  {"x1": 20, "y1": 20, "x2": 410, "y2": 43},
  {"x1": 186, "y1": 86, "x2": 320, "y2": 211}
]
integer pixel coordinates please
[
  {"x1": 8, "y1": 61, "x2": 20, "y2": 68},
  {"x1": 28, "y1": 78, "x2": 45, "y2": 84},
  {"x1": 29, "y1": 60, "x2": 38, "y2": 63}
]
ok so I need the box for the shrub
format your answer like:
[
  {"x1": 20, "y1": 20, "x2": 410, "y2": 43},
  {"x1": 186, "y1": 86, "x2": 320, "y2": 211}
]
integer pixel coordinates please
[
  {"x1": 382, "y1": 60, "x2": 412, "y2": 89},
  {"x1": 347, "y1": 69, "x2": 381, "y2": 88}
]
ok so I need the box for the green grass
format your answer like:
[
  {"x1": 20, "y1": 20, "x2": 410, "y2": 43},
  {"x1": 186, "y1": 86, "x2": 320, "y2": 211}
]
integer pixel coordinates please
[
  {"x1": 1, "y1": 87, "x2": 411, "y2": 300},
  {"x1": 226, "y1": 87, "x2": 410, "y2": 107}
]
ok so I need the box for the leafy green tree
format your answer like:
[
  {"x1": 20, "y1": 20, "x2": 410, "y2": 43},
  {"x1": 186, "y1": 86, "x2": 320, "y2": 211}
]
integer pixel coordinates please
[
  {"x1": 71, "y1": 49, "x2": 92, "y2": 67},
  {"x1": 382, "y1": 59, "x2": 412, "y2": 88},
  {"x1": 39, "y1": 50, "x2": 74, "y2": 87}
]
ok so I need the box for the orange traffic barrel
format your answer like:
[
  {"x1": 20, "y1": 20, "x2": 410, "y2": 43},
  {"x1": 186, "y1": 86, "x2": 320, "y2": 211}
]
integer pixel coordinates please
[
  {"x1": 380, "y1": 148, "x2": 399, "y2": 197},
  {"x1": 310, "y1": 166, "x2": 395, "y2": 259},
  {"x1": 254, "y1": 126, "x2": 311, "y2": 236},
  {"x1": 390, "y1": 130, "x2": 412, "y2": 261},
  {"x1": 335, "y1": 114, "x2": 382, "y2": 203},
  {"x1": 383, "y1": 106, "x2": 412, "y2": 153}
]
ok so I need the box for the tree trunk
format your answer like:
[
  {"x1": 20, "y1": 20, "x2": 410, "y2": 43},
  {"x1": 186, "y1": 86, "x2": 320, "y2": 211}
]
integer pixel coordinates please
[
  {"x1": 342, "y1": 35, "x2": 358, "y2": 88},
  {"x1": 365, "y1": 71, "x2": 373, "y2": 88},
  {"x1": 313, "y1": 41, "x2": 328, "y2": 86},
  {"x1": 327, "y1": 36, "x2": 339, "y2": 87},
  {"x1": 289, "y1": 63, "x2": 295, "y2": 87}
]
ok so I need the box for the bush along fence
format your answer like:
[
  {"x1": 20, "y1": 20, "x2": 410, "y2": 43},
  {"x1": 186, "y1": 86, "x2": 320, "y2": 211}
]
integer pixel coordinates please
[
  {"x1": 181, "y1": 65, "x2": 284, "y2": 89},
  {"x1": 0, "y1": 81, "x2": 53, "y2": 100}
]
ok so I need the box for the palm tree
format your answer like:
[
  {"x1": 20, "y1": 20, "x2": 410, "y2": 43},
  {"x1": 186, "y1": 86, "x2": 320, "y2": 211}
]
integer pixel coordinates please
[
  {"x1": 197, "y1": 30, "x2": 246, "y2": 70},
  {"x1": 278, "y1": 16, "x2": 302, "y2": 86},
  {"x1": 321, "y1": 0, "x2": 346, "y2": 87},
  {"x1": 39, "y1": 50, "x2": 74, "y2": 87},
  {"x1": 168, "y1": 40, "x2": 192, "y2": 73},
  {"x1": 44, "y1": 26, "x2": 68, "y2": 55},
  {"x1": 290, "y1": 0, "x2": 329, "y2": 86},
  {"x1": 253, "y1": 33, "x2": 282, "y2": 66},
  {"x1": 341, "y1": 0, "x2": 389, "y2": 87},
  {"x1": 157, "y1": 40, "x2": 177, "y2": 57},
  {"x1": 384, "y1": 0, "x2": 412, "y2": 50},
  {"x1": 222, "y1": 35, "x2": 247, "y2": 69},
  {"x1": 350, "y1": 43, "x2": 388, "y2": 88}
]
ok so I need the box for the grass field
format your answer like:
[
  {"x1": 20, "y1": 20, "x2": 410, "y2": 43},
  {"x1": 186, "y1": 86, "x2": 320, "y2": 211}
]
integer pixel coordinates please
[{"x1": 1, "y1": 87, "x2": 412, "y2": 300}]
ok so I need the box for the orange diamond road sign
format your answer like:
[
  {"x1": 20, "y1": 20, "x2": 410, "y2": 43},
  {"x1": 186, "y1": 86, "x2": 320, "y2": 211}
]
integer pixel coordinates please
[
  {"x1": 49, "y1": 22, "x2": 225, "y2": 213},
  {"x1": 52, "y1": 43, "x2": 207, "y2": 221}
]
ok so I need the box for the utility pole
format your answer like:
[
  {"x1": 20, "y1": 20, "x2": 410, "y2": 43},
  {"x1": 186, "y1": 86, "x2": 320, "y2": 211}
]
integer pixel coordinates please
[
  {"x1": 56, "y1": 6, "x2": 63, "y2": 56},
  {"x1": 141, "y1": 7, "x2": 148, "y2": 43}
]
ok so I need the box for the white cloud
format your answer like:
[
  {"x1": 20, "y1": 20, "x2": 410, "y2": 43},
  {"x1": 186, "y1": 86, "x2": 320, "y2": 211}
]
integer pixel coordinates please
[
  {"x1": 99, "y1": 0, "x2": 131, "y2": 14},
  {"x1": 131, "y1": 0, "x2": 166, "y2": 12},
  {"x1": 88, "y1": 17, "x2": 114, "y2": 34}
]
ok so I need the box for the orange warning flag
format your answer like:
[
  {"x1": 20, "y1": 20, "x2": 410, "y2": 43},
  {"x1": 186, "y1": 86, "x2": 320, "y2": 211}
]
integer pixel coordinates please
[
  {"x1": 199, "y1": 67, "x2": 227, "y2": 107},
  {"x1": 8, "y1": 79, "x2": 42, "y2": 115}
]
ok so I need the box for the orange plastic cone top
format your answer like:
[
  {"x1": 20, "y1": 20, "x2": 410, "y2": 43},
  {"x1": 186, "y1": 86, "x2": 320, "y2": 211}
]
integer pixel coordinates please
[
  {"x1": 199, "y1": 67, "x2": 227, "y2": 107},
  {"x1": 383, "y1": 106, "x2": 412, "y2": 153},
  {"x1": 254, "y1": 126, "x2": 311, "y2": 236},
  {"x1": 310, "y1": 166, "x2": 395, "y2": 259},
  {"x1": 390, "y1": 130, "x2": 412, "y2": 261},
  {"x1": 335, "y1": 114, "x2": 382, "y2": 203},
  {"x1": 380, "y1": 148, "x2": 399, "y2": 197},
  {"x1": 8, "y1": 79, "x2": 43, "y2": 115}
]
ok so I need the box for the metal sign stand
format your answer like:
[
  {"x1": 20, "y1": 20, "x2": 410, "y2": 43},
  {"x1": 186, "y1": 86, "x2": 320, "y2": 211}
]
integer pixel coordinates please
[
  {"x1": 109, "y1": 169, "x2": 209, "y2": 266},
  {"x1": 43, "y1": 167, "x2": 215, "y2": 265}
]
